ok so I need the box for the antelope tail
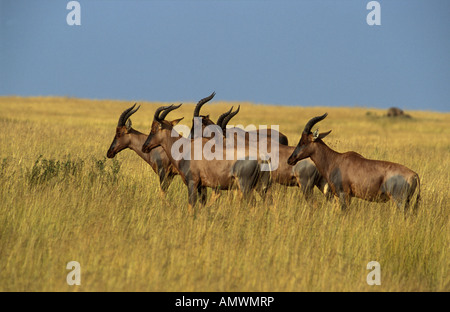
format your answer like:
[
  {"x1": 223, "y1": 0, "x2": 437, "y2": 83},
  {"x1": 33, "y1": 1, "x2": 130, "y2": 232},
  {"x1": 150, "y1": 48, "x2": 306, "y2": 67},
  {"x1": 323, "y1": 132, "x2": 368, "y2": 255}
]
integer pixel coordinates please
[{"x1": 413, "y1": 175, "x2": 421, "y2": 212}]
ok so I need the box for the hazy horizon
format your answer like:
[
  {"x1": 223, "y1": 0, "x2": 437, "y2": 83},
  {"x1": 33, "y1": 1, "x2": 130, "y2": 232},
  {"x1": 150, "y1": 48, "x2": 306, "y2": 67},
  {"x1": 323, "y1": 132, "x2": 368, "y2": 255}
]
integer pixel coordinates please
[
  {"x1": 2, "y1": 94, "x2": 447, "y2": 114},
  {"x1": 1, "y1": 0, "x2": 449, "y2": 112}
]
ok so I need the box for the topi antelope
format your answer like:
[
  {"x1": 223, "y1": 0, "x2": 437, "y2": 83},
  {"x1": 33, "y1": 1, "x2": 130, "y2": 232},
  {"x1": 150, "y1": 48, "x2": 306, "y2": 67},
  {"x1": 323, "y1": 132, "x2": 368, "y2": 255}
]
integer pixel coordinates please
[
  {"x1": 188, "y1": 93, "x2": 240, "y2": 202},
  {"x1": 141, "y1": 104, "x2": 272, "y2": 213},
  {"x1": 221, "y1": 106, "x2": 330, "y2": 202},
  {"x1": 222, "y1": 109, "x2": 290, "y2": 146},
  {"x1": 189, "y1": 92, "x2": 289, "y2": 145},
  {"x1": 107, "y1": 103, "x2": 178, "y2": 193},
  {"x1": 287, "y1": 113, "x2": 421, "y2": 211}
]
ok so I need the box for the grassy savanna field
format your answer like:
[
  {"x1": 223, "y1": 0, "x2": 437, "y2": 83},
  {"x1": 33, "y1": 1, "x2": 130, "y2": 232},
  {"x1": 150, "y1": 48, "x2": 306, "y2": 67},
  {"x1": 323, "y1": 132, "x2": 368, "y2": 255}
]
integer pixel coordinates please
[{"x1": 0, "y1": 96, "x2": 448, "y2": 292}]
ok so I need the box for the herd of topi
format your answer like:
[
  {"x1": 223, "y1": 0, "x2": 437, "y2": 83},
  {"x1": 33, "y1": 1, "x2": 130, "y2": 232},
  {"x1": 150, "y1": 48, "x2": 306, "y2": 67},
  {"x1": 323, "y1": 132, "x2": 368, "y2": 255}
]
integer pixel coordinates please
[{"x1": 107, "y1": 92, "x2": 420, "y2": 214}]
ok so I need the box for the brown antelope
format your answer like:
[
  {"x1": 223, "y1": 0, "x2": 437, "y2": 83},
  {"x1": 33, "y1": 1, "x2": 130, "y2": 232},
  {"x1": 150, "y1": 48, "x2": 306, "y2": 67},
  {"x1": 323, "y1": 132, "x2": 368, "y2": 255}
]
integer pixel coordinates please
[
  {"x1": 221, "y1": 107, "x2": 330, "y2": 202},
  {"x1": 141, "y1": 105, "x2": 272, "y2": 213},
  {"x1": 188, "y1": 92, "x2": 238, "y2": 202},
  {"x1": 287, "y1": 113, "x2": 421, "y2": 211},
  {"x1": 223, "y1": 111, "x2": 290, "y2": 146},
  {"x1": 188, "y1": 95, "x2": 287, "y2": 183},
  {"x1": 107, "y1": 104, "x2": 178, "y2": 193},
  {"x1": 189, "y1": 92, "x2": 289, "y2": 145}
]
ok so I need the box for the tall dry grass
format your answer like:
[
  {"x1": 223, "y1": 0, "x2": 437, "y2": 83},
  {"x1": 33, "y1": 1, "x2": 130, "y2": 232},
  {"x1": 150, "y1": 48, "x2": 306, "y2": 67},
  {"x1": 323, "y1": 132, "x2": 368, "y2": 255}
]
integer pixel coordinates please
[{"x1": 0, "y1": 96, "x2": 448, "y2": 291}]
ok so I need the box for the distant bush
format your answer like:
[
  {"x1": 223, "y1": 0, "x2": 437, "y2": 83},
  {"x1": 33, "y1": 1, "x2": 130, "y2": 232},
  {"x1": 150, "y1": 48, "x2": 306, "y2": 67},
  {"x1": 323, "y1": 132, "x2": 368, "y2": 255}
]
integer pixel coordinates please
[
  {"x1": 27, "y1": 155, "x2": 120, "y2": 186},
  {"x1": 28, "y1": 155, "x2": 83, "y2": 185},
  {"x1": 0, "y1": 158, "x2": 8, "y2": 174}
]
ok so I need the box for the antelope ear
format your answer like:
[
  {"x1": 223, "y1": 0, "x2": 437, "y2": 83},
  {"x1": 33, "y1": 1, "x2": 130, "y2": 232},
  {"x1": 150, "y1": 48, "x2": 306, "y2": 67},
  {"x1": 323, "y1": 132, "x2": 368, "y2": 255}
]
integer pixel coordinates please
[
  {"x1": 171, "y1": 117, "x2": 184, "y2": 126},
  {"x1": 125, "y1": 119, "x2": 132, "y2": 132},
  {"x1": 314, "y1": 130, "x2": 332, "y2": 141},
  {"x1": 313, "y1": 129, "x2": 319, "y2": 140}
]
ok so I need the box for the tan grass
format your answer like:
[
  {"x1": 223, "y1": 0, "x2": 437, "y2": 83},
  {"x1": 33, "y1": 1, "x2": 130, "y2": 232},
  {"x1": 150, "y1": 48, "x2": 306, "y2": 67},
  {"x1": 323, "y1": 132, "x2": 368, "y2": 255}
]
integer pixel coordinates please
[{"x1": 0, "y1": 96, "x2": 448, "y2": 291}]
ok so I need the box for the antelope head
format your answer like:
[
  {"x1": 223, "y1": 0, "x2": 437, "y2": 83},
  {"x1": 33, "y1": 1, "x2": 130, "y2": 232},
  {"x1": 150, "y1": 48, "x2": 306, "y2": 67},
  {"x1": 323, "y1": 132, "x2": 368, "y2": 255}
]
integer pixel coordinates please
[
  {"x1": 107, "y1": 103, "x2": 140, "y2": 158},
  {"x1": 287, "y1": 113, "x2": 331, "y2": 165},
  {"x1": 142, "y1": 104, "x2": 183, "y2": 153}
]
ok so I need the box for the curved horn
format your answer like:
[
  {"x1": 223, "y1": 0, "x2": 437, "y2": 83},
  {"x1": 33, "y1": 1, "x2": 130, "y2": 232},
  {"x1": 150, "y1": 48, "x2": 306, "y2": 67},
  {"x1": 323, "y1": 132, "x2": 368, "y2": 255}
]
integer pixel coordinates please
[
  {"x1": 155, "y1": 104, "x2": 183, "y2": 121},
  {"x1": 154, "y1": 105, "x2": 171, "y2": 121},
  {"x1": 221, "y1": 105, "x2": 240, "y2": 129},
  {"x1": 193, "y1": 91, "x2": 216, "y2": 117},
  {"x1": 160, "y1": 103, "x2": 182, "y2": 120},
  {"x1": 118, "y1": 103, "x2": 140, "y2": 126},
  {"x1": 216, "y1": 106, "x2": 233, "y2": 127},
  {"x1": 303, "y1": 113, "x2": 328, "y2": 134}
]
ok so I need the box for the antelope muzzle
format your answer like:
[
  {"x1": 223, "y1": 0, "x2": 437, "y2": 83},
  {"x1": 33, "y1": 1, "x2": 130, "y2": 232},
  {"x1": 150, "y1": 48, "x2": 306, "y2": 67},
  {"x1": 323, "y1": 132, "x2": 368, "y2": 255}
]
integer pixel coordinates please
[
  {"x1": 142, "y1": 134, "x2": 154, "y2": 153},
  {"x1": 107, "y1": 140, "x2": 118, "y2": 158},
  {"x1": 287, "y1": 142, "x2": 306, "y2": 166}
]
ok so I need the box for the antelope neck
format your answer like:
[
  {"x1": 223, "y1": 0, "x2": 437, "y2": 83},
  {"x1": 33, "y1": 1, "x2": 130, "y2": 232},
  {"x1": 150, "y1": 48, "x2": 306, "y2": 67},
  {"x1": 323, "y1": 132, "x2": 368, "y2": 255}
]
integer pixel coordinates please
[
  {"x1": 127, "y1": 129, "x2": 155, "y2": 163},
  {"x1": 309, "y1": 141, "x2": 340, "y2": 178},
  {"x1": 157, "y1": 130, "x2": 189, "y2": 181}
]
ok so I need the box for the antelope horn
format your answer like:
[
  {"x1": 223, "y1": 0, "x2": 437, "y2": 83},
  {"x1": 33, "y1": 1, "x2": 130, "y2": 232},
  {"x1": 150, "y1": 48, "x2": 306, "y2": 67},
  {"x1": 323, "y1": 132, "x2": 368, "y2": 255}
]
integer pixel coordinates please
[
  {"x1": 221, "y1": 105, "x2": 240, "y2": 129},
  {"x1": 303, "y1": 113, "x2": 328, "y2": 134},
  {"x1": 216, "y1": 106, "x2": 233, "y2": 127},
  {"x1": 193, "y1": 91, "x2": 216, "y2": 117},
  {"x1": 160, "y1": 103, "x2": 182, "y2": 120},
  {"x1": 155, "y1": 104, "x2": 183, "y2": 121},
  {"x1": 154, "y1": 105, "x2": 171, "y2": 121},
  {"x1": 118, "y1": 103, "x2": 140, "y2": 126}
]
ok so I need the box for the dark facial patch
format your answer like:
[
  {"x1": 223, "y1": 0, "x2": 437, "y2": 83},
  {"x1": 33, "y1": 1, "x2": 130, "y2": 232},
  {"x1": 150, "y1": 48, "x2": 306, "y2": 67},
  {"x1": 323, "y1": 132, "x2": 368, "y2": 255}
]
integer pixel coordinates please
[
  {"x1": 107, "y1": 138, "x2": 117, "y2": 157},
  {"x1": 142, "y1": 133, "x2": 154, "y2": 152},
  {"x1": 288, "y1": 133, "x2": 312, "y2": 165},
  {"x1": 107, "y1": 127, "x2": 128, "y2": 158},
  {"x1": 288, "y1": 144, "x2": 307, "y2": 165}
]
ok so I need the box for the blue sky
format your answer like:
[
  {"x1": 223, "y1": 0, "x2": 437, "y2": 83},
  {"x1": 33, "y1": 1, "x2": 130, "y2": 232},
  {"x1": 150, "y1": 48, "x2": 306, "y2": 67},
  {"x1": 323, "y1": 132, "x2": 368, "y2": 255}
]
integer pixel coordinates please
[{"x1": 1, "y1": 0, "x2": 449, "y2": 111}]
